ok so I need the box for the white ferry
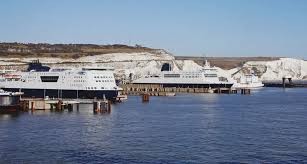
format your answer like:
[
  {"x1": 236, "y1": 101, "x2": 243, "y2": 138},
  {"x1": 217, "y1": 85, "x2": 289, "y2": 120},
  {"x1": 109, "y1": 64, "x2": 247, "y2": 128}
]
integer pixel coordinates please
[
  {"x1": 232, "y1": 74, "x2": 264, "y2": 89},
  {"x1": 132, "y1": 61, "x2": 233, "y2": 88},
  {"x1": 0, "y1": 60, "x2": 120, "y2": 100}
]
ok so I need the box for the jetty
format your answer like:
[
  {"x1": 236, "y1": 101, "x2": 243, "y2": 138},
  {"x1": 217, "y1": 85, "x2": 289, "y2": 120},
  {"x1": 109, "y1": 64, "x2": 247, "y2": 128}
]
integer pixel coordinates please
[
  {"x1": 263, "y1": 79, "x2": 307, "y2": 88},
  {"x1": 19, "y1": 98, "x2": 113, "y2": 113},
  {"x1": 120, "y1": 84, "x2": 250, "y2": 96}
]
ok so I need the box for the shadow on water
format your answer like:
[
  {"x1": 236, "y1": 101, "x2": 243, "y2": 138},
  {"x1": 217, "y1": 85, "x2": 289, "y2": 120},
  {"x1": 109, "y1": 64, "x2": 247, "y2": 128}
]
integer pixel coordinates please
[{"x1": 0, "y1": 112, "x2": 20, "y2": 120}]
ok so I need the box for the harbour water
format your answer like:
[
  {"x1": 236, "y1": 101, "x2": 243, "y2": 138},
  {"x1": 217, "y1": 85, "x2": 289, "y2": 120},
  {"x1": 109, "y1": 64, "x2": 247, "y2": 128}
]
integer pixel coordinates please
[{"x1": 1, "y1": 88, "x2": 307, "y2": 163}]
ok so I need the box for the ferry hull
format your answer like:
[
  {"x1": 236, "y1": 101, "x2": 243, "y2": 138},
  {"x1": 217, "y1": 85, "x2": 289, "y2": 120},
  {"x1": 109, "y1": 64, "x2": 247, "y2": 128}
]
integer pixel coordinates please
[
  {"x1": 0, "y1": 105, "x2": 19, "y2": 113},
  {"x1": 0, "y1": 95, "x2": 21, "y2": 113},
  {"x1": 2, "y1": 88, "x2": 118, "y2": 100}
]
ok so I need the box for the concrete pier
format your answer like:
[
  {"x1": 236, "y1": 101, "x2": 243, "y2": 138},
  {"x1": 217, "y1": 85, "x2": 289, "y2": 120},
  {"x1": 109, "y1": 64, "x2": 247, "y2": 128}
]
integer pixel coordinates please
[
  {"x1": 121, "y1": 84, "x2": 239, "y2": 96},
  {"x1": 93, "y1": 100, "x2": 111, "y2": 113},
  {"x1": 18, "y1": 98, "x2": 113, "y2": 113},
  {"x1": 282, "y1": 77, "x2": 293, "y2": 88}
]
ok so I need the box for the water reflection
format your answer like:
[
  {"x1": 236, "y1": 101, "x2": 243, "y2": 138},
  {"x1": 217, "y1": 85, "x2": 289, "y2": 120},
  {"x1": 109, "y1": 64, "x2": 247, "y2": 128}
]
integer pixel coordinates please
[
  {"x1": 1, "y1": 88, "x2": 307, "y2": 163},
  {"x1": 0, "y1": 113, "x2": 20, "y2": 120}
]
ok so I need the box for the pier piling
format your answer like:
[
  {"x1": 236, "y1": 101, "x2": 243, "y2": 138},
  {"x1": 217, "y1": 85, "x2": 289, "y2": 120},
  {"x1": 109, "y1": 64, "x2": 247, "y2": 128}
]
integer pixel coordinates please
[
  {"x1": 93, "y1": 100, "x2": 111, "y2": 113},
  {"x1": 31, "y1": 102, "x2": 35, "y2": 112},
  {"x1": 67, "y1": 104, "x2": 73, "y2": 112},
  {"x1": 241, "y1": 88, "x2": 251, "y2": 94},
  {"x1": 142, "y1": 93, "x2": 150, "y2": 102}
]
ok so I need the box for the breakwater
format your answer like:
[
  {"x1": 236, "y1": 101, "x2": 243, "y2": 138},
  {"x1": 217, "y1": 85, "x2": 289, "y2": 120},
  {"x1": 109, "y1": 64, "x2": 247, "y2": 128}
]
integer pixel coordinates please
[
  {"x1": 263, "y1": 80, "x2": 307, "y2": 88},
  {"x1": 120, "y1": 84, "x2": 250, "y2": 95}
]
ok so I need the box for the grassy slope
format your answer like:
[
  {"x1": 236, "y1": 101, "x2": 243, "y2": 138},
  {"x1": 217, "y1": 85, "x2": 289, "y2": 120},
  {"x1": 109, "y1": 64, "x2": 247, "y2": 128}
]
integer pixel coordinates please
[
  {"x1": 0, "y1": 42, "x2": 156, "y2": 58},
  {"x1": 0, "y1": 42, "x2": 281, "y2": 69}
]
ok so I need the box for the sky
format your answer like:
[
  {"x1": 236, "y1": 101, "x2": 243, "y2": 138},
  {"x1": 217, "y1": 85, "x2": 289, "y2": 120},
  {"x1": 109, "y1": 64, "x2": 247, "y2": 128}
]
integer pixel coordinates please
[{"x1": 1, "y1": 0, "x2": 307, "y2": 58}]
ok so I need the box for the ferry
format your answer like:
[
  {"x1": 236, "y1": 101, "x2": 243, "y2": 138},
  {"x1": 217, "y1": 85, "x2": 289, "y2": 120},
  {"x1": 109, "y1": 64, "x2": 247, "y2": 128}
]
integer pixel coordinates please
[
  {"x1": 132, "y1": 61, "x2": 233, "y2": 88},
  {"x1": 232, "y1": 74, "x2": 264, "y2": 89},
  {"x1": 0, "y1": 60, "x2": 120, "y2": 100}
]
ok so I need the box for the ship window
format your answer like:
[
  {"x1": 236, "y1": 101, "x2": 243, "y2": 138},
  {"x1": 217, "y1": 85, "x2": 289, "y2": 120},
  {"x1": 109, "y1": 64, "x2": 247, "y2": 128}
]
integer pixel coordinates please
[
  {"x1": 205, "y1": 74, "x2": 217, "y2": 77},
  {"x1": 40, "y1": 76, "x2": 59, "y2": 82},
  {"x1": 101, "y1": 87, "x2": 104, "y2": 89},
  {"x1": 164, "y1": 74, "x2": 180, "y2": 78}
]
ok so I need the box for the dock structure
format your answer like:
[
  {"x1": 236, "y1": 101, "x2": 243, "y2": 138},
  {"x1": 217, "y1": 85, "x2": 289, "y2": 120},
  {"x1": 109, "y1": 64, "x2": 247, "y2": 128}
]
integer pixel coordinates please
[
  {"x1": 282, "y1": 76, "x2": 293, "y2": 88},
  {"x1": 19, "y1": 98, "x2": 113, "y2": 113},
  {"x1": 19, "y1": 98, "x2": 80, "y2": 111},
  {"x1": 240, "y1": 88, "x2": 251, "y2": 94},
  {"x1": 262, "y1": 77, "x2": 307, "y2": 88},
  {"x1": 120, "y1": 84, "x2": 239, "y2": 96},
  {"x1": 93, "y1": 100, "x2": 111, "y2": 113}
]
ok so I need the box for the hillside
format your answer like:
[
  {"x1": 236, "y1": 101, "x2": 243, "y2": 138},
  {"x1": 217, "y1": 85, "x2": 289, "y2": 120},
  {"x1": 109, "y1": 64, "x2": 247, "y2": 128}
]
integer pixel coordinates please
[
  {"x1": 175, "y1": 56, "x2": 281, "y2": 70},
  {"x1": 0, "y1": 42, "x2": 282, "y2": 70},
  {"x1": 0, "y1": 42, "x2": 306, "y2": 81},
  {"x1": 0, "y1": 42, "x2": 157, "y2": 58}
]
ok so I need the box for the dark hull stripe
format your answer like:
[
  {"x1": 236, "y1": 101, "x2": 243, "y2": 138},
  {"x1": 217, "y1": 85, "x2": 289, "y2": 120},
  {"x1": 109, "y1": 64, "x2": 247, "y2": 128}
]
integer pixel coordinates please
[
  {"x1": 133, "y1": 83, "x2": 233, "y2": 88},
  {"x1": 2, "y1": 88, "x2": 118, "y2": 100}
]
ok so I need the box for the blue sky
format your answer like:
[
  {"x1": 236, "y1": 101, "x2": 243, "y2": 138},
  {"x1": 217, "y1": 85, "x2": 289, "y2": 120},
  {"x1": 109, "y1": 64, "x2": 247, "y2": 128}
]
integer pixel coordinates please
[{"x1": 1, "y1": 0, "x2": 307, "y2": 58}]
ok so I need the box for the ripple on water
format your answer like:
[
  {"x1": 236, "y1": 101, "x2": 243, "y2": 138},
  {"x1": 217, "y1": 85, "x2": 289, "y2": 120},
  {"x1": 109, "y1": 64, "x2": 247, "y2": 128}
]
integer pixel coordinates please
[{"x1": 0, "y1": 88, "x2": 307, "y2": 163}]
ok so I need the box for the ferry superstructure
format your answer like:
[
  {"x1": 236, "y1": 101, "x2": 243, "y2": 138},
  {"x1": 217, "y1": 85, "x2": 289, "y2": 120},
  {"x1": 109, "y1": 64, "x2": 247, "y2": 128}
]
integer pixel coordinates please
[
  {"x1": 132, "y1": 61, "x2": 233, "y2": 88},
  {"x1": 232, "y1": 74, "x2": 264, "y2": 89},
  {"x1": 0, "y1": 60, "x2": 120, "y2": 100}
]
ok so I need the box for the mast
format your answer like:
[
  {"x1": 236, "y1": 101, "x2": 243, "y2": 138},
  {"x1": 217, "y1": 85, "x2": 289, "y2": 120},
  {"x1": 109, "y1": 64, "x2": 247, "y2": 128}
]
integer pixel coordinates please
[{"x1": 202, "y1": 53, "x2": 210, "y2": 67}]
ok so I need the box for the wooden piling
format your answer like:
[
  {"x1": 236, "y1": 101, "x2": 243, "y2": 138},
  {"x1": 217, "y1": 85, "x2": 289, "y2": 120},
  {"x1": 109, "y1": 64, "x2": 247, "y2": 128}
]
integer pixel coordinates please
[
  {"x1": 142, "y1": 93, "x2": 150, "y2": 102},
  {"x1": 31, "y1": 101, "x2": 35, "y2": 111},
  {"x1": 57, "y1": 100, "x2": 62, "y2": 110}
]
